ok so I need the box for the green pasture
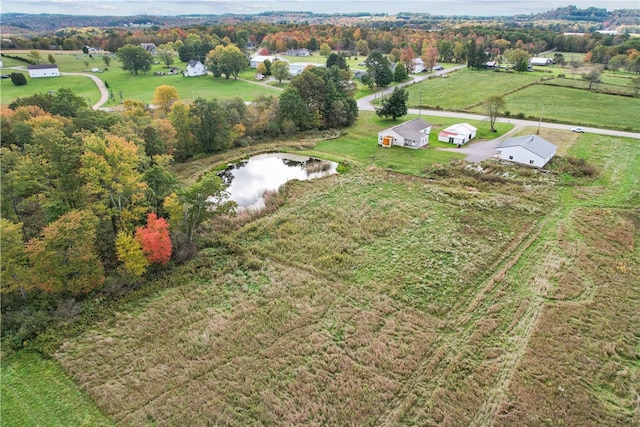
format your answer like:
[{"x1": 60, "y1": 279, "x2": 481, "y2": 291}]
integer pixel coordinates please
[
  {"x1": 1, "y1": 352, "x2": 113, "y2": 426},
  {"x1": 541, "y1": 77, "x2": 636, "y2": 95},
  {"x1": 0, "y1": 73, "x2": 101, "y2": 106},
  {"x1": 493, "y1": 85, "x2": 640, "y2": 132},
  {"x1": 405, "y1": 68, "x2": 544, "y2": 110}
]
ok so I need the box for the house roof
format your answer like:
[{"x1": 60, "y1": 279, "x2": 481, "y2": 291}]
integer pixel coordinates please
[
  {"x1": 186, "y1": 60, "x2": 202, "y2": 67},
  {"x1": 496, "y1": 135, "x2": 557, "y2": 158},
  {"x1": 382, "y1": 118, "x2": 432, "y2": 139},
  {"x1": 27, "y1": 64, "x2": 59, "y2": 70},
  {"x1": 439, "y1": 123, "x2": 476, "y2": 136}
]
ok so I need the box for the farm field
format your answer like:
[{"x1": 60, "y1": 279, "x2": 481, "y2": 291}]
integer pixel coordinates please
[
  {"x1": 42, "y1": 119, "x2": 639, "y2": 425},
  {"x1": 0, "y1": 73, "x2": 101, "y2": 106},
  {"x1": 495, "y1": 85, "x2": 640, "y2": 131}
]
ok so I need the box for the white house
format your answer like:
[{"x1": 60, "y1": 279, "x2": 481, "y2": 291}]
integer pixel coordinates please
[
  {"x1": 378, "y1": 118, "x2": 432, "y2": 149},
  {"x1": 438, "y1": 123, "x2": 477, "y2": 146},
  {"x1": 183, "y1": 60, "x2": 207, "y2": 77},
  {"x1": 495, "y1": 135, "x2": 557, "y2": 168},
  {"x1": 285, "y1": 48, "x2": 310, "y2": 57},
  {"x1": 27, "y1": 64, "x2": 60, "y2": 78},
  {"x1": 530, "y1": 57, "x2": 553, "y2": 66},
  {"x1": 249, "y1": 55, "x2": 282, "y2": 68},
  {"x1": 410, "y1": 58, "x2": 425, "y2": 73}
]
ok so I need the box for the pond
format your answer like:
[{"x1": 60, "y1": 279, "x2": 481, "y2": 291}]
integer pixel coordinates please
[{"x1": 219, "y1": 153, "x2": 338, "y2": 211}]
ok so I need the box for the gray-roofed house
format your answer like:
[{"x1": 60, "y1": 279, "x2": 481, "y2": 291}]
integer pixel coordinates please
[
  {"x1": 378, "y1": 118, "x2": 432, "y2": 149},
  {"x1": 27, "y1": 64, "x2": 60, "y2": 78},
  {"x1": 495, "y1": 135, "x2": 557, "y2": 167}
]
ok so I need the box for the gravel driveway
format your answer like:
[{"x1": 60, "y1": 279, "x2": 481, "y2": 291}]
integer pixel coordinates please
[{"x1": 437, "y1": 126, "x2": 522, "y2": 163}]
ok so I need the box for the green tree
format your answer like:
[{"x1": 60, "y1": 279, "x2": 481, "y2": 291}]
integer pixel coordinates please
[
  {"x1": 629, "y1": 76, "x2": 640, "y2": 97},
  {"x1": 271, "y1": 59, "x2": 290, "y2": 82},
  {"x1": 484, "y1": 95, "x2": 505, "y2": 132},
  {"x1": 319, "y1": 42, "x2": 331, "y2": 57},
  {"x1": 0, "y1": 218, "x2": 30, "y2": 297},
  {"x1": 27, "y1": 209, "x2": 105, "y2": 295},
  {"x1": 102, "y1": 54, "x2": 112, "y2": 68},
  {"x1": 355, "y1": 39, "x2": 369, "y2": 56},
  {"x1": 607, "y1": 54, "x2": 627, "y2": 72},
  {"x1": 164, "y1": 173, "x2": 235, "y2": 249},
  {"x1": 10, "y1": 73, "x2": 27, "y2": 86},
  {"x1": 504, "y1": 48, "x2": 530, "y2": 72},
  {"x1": 47, "y1": 54, "x2": 56, "y2": 64},
  {"x1": 207, "y1": 44, "x2": 247, "y2": 80},
  {"x1": 117, "y1": 44, "x2": 153, "y2": 75},
  {"x1": 156, "y1": 47, "x2": 177, "y2": 68},
  {"x1": 376, "y1": 87, "x2": 409, "y2": 121},
  {"x1": 27, "y1": 50, "x2": 42, "y2": 64},
  {"x1": 191, "y1": 98, "x2": 233, "y2": 153},
  {"x1": 394, "y1": 62, "x2": 408, "y2": 82},
  {"x1": 326, "y1": 52, "x2": 348, "y2": 70},
  {"x1": 169, "y1": 101, "x2": 198, "y2": 161},
  {"x1": 466, "y1": 39, "x2": 483, "y2": 69},
  {"x1": 583, "y1": 69, "x2": 601, "y2": 90},
  {"x1": 278, "y1": 87, "x2": 311, "y2": 132},
  {"x1": 365, "y1": 51, "x2": 393, "y2": 88}
]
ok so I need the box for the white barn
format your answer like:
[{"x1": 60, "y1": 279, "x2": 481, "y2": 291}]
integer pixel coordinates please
[
  {"x1": 183, "y1": 60, "x2": 207, "y2": 77},
  {"x1": 378, "y1": 118, "x2": 432, "y2": 149},
  {"x1": 495, "y1": 135, "x2": 557, "y2": 168},
  {"x1": 410, "y1": 58, "x2": 425, "y2": 73},
  {"x1": 289, "y1": 62, "x2": 322, "y2": 77},
  {"x1": 438, "y1": 123, "x2": 477, "y2": 146},
  {"x1": 27, "y1": 64, "x2": 60, "y2": 78},
  {"x1": 530, "y1": 57, "x2": 553, "y2": 66}
]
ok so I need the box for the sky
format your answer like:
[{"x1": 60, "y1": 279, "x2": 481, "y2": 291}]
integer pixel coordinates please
[{"x1": 0, "y1": 0, "x2": 637, "y2": 17}]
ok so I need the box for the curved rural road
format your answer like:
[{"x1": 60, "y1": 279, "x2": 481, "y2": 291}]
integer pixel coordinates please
[{"x1": 61, "y1": 72, "x2": 110, "y2": 110}]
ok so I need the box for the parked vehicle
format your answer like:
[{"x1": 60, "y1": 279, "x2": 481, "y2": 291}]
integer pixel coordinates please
[{"x1": 571, "y1": 127, "x2": 585, "y2": 133}]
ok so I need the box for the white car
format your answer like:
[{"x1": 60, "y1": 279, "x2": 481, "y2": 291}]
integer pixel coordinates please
[{"x1": 571, "y1": 127, "x2": 585, "y2": 133}]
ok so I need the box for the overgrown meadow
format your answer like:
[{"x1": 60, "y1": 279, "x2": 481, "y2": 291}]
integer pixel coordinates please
[{"x1": 24, "y1": 125, "x2": 636, "y2": 425}]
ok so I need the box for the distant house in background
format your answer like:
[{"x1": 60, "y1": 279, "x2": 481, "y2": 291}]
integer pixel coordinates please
[
  {"x1": 410, "y1": 58, "x2": 425, "y2": 73},
  {"x1": 183, "y1": 60, "x2": 207, "y2": 77},
  {"x1": 438, "y1": 123, "x2": 477, "y2": 146},
  {"x1": 27, "y1": 64, "x2": 60, "y2": 78},
  {"x1": 353, "y1": 70, "x2": 367, "y2": 79},
  {"x1": 285, "y1": 48, "x2": 310, "y2": 57},
  {"x1": 530, "y1": 57, "x2": 553, "y2": 66},
  {"x1": 288, "y1": 62, "x2": 322, "y2": 77},
  {"x1": 495, "y1": 135, "x2": 557, "y2": 167},
  {"x1": 141, "y1": 43, "x2": 157, "y2": 55},
  {"x1": 378, "y1": 118, "x2": 432, "y2": 149},
  {"x1": 250, "y1": 54, "x2": 282, "y2": 68}
]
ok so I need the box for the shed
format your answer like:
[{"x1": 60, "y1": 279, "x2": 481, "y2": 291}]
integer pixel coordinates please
[
  {"x1": 438, "y1": 123, "x2": 477, "y2": 145},
  {"x1": 27, "y1": 64, "x2": 60, "y2": 78},
  {"x1": 183, "y1": 60, "x2": 207, "y2": 77},
  {"x1": 495, "y1": 135, "x2": 557, "y2": 167},
  {"x1": 410, "y1": 58, "x2": 425, "y2": 73},
  {"x1": 288, "y1": 62, "x2": 322, "y2": 77},
  {"x1": 378, "y1": 118, "x2": 432, "y2": 149}
]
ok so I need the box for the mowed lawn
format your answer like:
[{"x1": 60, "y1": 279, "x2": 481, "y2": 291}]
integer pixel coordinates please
[
  {"x1": 1, "y1": 352, "x2": 112, "y2": 426},
  {"x1": 0, "y1": 73, "x2": 102, "y2": 106}
]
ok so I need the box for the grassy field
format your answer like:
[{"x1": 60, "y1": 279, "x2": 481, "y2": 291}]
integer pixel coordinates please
[
  {"x1": 44, "y1": 115, "x2": 638, "y2": 425},
  {"x1": 496, "y1": 85, "x2": 640, "y2": 131},
  {"x1": 0, "y1": 73, "x2": 102, "y2": 106},
  {"x1": 1, "y1": 352, "x2": 112, "y2": 426}
]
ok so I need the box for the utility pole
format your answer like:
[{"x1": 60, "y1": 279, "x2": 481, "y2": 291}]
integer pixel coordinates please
[{"x1": 537, "y1": 105, "x2": 544, "y2": 135}]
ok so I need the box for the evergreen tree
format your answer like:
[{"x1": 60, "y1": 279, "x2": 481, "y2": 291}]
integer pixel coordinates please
[
  {"x1": 394, "y1": 62, "x2": 408, "y2": 82},
  {"x1": 376, "y1": 87, "x2": 409, "y2": 121},
  {"x1": 365, "y1": 51, "x2": 393, "y2": 88}
]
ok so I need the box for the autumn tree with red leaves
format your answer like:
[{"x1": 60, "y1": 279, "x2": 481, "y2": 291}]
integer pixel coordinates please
[{"x1": 135, "y1": 212, "x2": 172, "y2": 265}]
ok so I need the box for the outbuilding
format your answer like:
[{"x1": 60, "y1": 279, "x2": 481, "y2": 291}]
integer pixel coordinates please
[
  {"x1": 438, "y1": 123, "x2": 477, "y2": 146},
  {"x1": 530, "y1": 57, "x2": 553, "y2": 66},
  {"x1": 27, "y1": 64, "x2": 60, "y2": 78},
  {"x1": 378, "y1": 118, "x2": 432, "y2": 149},
  {"x1": 495, "y1": 135, "x2": 557, "y2": 168}
]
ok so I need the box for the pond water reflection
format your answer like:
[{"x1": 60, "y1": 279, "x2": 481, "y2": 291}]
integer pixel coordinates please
[{"x1": 219, "y1": 153, "x2": 338, "y2": 210}]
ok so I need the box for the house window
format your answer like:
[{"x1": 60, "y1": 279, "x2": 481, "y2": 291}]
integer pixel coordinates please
[
  {"x1": 529, "y1": 160, "x2": 535, "y2": 164},
  {"x1": 449, "y1": 137, "x2": 454, "y2": 143},
  {"x1": 509, "y1": 155, "x2": 513, "y2": 160}
]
